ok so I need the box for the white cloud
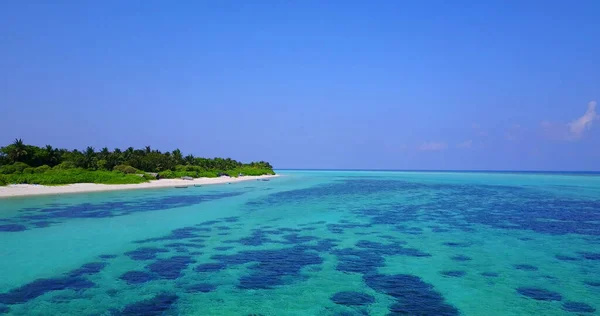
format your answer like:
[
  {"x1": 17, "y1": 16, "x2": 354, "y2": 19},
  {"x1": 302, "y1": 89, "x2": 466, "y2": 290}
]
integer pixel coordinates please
[
  {"x1": 541, "y1": 101, "x2": 598, "y2": 141},
  {"x1": 419, "y1": 142, "x2": 447, "y2": 151},
  {"x1": 568, "y1": 101, "x2": 598, "y2": 138},
  {"x1": 457, "y1": 140, "x2": 472, "y2": 148}
]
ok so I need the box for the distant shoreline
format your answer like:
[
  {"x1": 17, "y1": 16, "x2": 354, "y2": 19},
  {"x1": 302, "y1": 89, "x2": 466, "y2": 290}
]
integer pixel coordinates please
[{"x1": 0, "y1": 174, "x2": 279, "y2": 199}]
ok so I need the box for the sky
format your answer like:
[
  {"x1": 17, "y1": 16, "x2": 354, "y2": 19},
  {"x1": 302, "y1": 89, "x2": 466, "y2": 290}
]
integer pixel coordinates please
[{"x1": 1, "y1": 1, "x2": 599, "y2": 170}]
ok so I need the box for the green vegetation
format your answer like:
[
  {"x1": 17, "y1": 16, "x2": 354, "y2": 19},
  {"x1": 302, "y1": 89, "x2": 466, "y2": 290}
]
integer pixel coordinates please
[{"x1": 0, "y1": 139, "x2": 275, "y2": 186}]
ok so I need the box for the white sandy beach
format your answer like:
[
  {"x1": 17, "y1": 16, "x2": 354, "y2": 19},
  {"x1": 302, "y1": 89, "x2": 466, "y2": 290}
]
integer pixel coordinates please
[{"x1": 0, "y1": 174, "x2": 279, "y2": 198}]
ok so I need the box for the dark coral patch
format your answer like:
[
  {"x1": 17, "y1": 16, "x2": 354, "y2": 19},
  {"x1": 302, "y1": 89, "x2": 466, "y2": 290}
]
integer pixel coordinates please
[
  {"x1": 118, "y1": 293, "x2": 178, "y2": 315},
  {"x1": 332, "y1": 241, "x2": 429, "y2": 276},
  {"x1": 14, "y1": 193, "x2": 243, "y2": 230},
  {"x1": 135, "y1": 227, "x2": 208, "y2": 243},
  {"x1": 223, "y1": 216, "x2": 239, "y2": 223},
  {"x1": 212, "y1": 246, "x2": 323, "y2": 289},
  {"x1": 237, "y1": 273, "x2": 276, "y2": 289},
  {"x1": 441, "y1": 270, "x2": 466, "y2": 277},
  {"x1": 354, "y1": 240, "x2": 430, "y2": 257},
  {"x1": 147, "y1": 256, "x2": 195, "y2": 280},
  {"x1": 481, "y1": 272, "x2": 499, "y2": 277},
  {"x1": 233, "y1": 230, "x2": 274, "y2": 246},
  {"x1": 0, "y1": 304, "x2": 9, "y2": 314},
  {"x1": 164, "y1": 242, "x2": 204, "y2": 249},
  {"x1": 0, "y1": 277, "x2": 94, "y2": 305},
  {"x1": 31, "y1": 221, "x2": 57, "y2": 228},
  {"x1": 555, "y1": 255, "x2": 580, "y2": 261},
  {"x1": 196, "y1": 220, "x2": 220, "y2": 226},
  {"x1": 364, "y1": 273, "x2": 458, "y2": 315},
  {"x1": 214, "y1": 246, "x2": 233, "y2": 251},
  {"x1": 68, "y1": 262, "x2": 107, "y2": 277},
  {"x1": 311, "y1": 239, "x2": 338, "y2": 252},
  {"x1": 517, "y1": 287, "x2": 562, "y2": 301},
  {"x1": 579, "y1": 252, "x2": 600, "y2": 260},
  {"x1": 514, "y1": 264, "x2": 538, "y2": 271},
  {"x1": 327, "y1": 222, "x2": 371, "y2": 234},
  {"x1": 125, "y1": 247, "x2": 168, "y2": 261},
  {"x1": 584, "y1": 280, "x2": 600, "y2": 287},
  {"x1": 330, "y1": 291, "x2": 375, "y2": 306},
  {"x1": 334, "y1": 249, "x2": 385, "y2": 274},
  {"x1": 186, "y1": 283, "x2": 217, "y2": 293},
  {"x1": 278, "y1": 227, "x2": 303, "y2": 233},
  {"x1": 0, "y1": 224, "x2": 27, "y2": 232},
  {"x1": 562, "y1": 301, "x2": 596, "y2": 313},
  {"x1": 443, "y1": 242, "x2": 471, "y2": 248},
  {"x1": 395, "y1": 225, "x2": 424, "y2": 235},
  {"x1": 99, "y1": 254, "x2": 117, "y2": 259},
  {"x1": 451, "y1": 255, "x2": 472, "y2": 262},
  {"x1": 119, "y1": 271, "x2": 154, "y2": 285},
  {"x1": 194, "y1": 263, "x2": 226, "y2": 273},
  {"x1": 282, "y1": 233, "x2": 317, "y2": 244}
]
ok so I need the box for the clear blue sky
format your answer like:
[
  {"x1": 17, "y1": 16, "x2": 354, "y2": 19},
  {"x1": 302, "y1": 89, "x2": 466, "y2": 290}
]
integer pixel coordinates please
[{"x1": 1, "y1": 1, "x2": 598, "y2": 170}]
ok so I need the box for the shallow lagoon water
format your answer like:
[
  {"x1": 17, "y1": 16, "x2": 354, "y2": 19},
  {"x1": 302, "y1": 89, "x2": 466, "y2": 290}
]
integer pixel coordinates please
[{"x1": 0, "y1": 170, "x2": 599, "y2": 315}]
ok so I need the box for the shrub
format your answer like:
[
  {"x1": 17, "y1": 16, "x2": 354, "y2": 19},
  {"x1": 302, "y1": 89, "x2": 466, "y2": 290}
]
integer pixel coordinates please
[
  {"x1": 0, "y1": 165, "x2": 15, "y2": 174},
  {"x1": 158, "y1": 170, "x2": 175, "y2": 179},
  {"x1": 172, "y1": 171, "x2": 197, "y2": 178},
  {"x1": 53, "y1": 161, "x2": 76, "y2": 170},
  {"x1": 97, "y1": 159, "x2": 107, "y2": 170},
  {"x1": 143, "y1": 173, "x2": 156, "y2": 180},
  {"x1": 197, "y1": 170, "x2": 219, "y2": 178},
  {"x1": 34, "y1": 165, "x2": 51, "y2": 173},
  {"x1": 0, "y1": 175, "x2": 7, "y2": 186},
  {"x1": 22, "y1": 167, "x2": 35, "y2": 174},
  {"x1": 113, "y1": 164, "x2": 138, "y2": 174},
  {"x1": 0, "y1": 169, "x2": 149, "y2": 185},
  {"x1": 1, "y1": 162, "x2": 31, "y2": 174}
]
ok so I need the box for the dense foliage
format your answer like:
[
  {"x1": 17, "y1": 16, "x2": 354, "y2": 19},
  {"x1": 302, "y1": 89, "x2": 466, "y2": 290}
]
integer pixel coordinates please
[{"x1": 0, "y1": 139, "x2": 275, "y2": 186}]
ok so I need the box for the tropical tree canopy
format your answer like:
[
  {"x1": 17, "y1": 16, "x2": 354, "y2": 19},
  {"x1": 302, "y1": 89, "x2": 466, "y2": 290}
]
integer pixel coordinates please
[{"x1": 0, "y1": 141, "x2": 273, "y2": 173}]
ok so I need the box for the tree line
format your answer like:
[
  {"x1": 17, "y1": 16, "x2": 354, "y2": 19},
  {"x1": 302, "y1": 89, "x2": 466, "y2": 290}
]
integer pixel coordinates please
[{"x1": 0, "y1": 139, "x2": 273, "y2": 174}]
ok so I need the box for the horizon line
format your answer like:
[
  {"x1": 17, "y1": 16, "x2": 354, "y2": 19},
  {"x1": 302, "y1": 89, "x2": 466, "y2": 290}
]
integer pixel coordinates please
[{"x1": 274, "y1": 168, "x2": 600, "y2": 173}]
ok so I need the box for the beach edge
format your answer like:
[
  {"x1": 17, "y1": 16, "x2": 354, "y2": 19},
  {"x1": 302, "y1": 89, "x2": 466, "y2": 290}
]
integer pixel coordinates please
[{"x1": 0, "y1": 174, "x2": 280, "y2": 199}]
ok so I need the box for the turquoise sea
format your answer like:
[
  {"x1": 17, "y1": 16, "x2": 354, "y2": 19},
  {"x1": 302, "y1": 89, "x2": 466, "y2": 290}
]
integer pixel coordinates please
[{"x1": 0, "y1": 170, "x2": 599, "y2": 315}]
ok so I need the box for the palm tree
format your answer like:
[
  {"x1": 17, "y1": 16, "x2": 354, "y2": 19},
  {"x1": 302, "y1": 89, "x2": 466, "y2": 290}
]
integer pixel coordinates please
[
  {"x1": 8, "y1": 138, "x2": 27, "y2": 163},
  {"x1": 184, "y1": 154, "x2": 195, "y2": 165},
  {"x1": 100, "y1": 147, "x2": 109, "y2": 156},
  {"x1": 83, "y1": 146, "x2": 97, "y2": 169},
  {"x1": 44, "y1": 145, "x2": 57, "y2": 166},
  {"x1": 124, "y1": 147, "x2": 134, "y2": 160},
  {"x1": 145, "y1": 146, "x2": 151, "y2": 154},
  {"x1": 172, "y1": 149, "x2": 183, "y2": 165}
]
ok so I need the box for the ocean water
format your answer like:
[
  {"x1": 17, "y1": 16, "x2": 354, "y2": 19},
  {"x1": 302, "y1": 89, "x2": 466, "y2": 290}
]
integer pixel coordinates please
[{"x1": 0, "y1": 170, "x2": 599, "y2": 315}]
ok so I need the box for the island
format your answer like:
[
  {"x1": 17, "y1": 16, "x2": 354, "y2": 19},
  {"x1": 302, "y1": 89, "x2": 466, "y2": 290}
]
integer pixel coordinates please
[{"x1": 0, "y1": 139, "x2": 277, "y2": 197}]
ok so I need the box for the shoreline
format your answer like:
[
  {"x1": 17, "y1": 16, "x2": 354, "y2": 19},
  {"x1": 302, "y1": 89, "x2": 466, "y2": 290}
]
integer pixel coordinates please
[{"x1": 0, "y1": 174, "x2": 279, "y2": 199}]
